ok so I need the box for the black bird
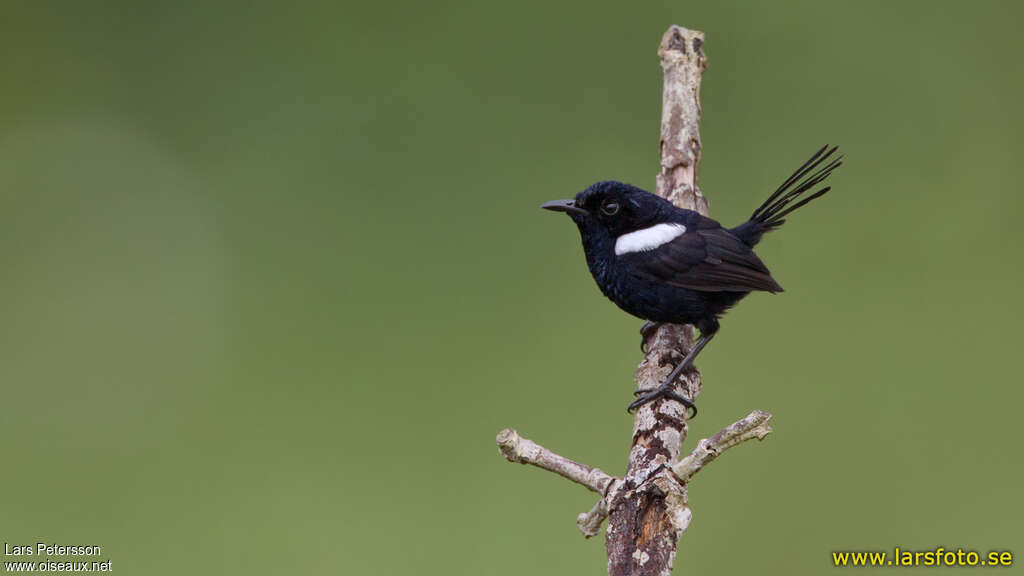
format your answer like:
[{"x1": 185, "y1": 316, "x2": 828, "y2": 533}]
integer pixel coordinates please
[{"x1": 543, "y1": 145, "x2": 841, "y2": 416}]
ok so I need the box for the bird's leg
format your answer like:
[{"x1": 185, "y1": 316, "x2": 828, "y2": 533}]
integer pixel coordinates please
[
  {"x1": 640, "y1": 321, "x2": 663, "y2": 353},
  {"x1": 627, "y1": 331, "x2": 717, "y2": 418}
]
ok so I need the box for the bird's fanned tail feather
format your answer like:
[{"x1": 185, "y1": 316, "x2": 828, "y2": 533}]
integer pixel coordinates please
[
  {"x1": 730, "y1": 145, "x2": 842, "y2": 246},
  {"x1": 751, "y1": 144, "x2": 842, "y2": 230}
]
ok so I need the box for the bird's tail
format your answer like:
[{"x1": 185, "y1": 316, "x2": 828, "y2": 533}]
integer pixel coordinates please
[{"x1": 731, "y1": 145, "x2": 842, "y2": 247}]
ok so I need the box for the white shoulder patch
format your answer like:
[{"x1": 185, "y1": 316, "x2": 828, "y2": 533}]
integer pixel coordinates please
[{"x1": 614, "y1": 223, "x2": 687, "y2": 256}]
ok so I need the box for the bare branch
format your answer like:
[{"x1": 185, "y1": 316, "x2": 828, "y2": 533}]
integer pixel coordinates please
[
  {"x1": 495, "y1": 24, "x2": 776, "y2": 576},
  {"x1": 673, "y1": 410, "x2": 773, "y2": 483},
  {"x1": 606, "y1": 25, "x2": 708, "y2": 576},
  {"x1": 496, "y1": 428, "x2": 615, "y2": 494}
]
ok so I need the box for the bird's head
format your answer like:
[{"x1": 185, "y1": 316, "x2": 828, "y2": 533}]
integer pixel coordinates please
[{"x1": 542, "y1": 181, "x2": 674, "y2": 239}]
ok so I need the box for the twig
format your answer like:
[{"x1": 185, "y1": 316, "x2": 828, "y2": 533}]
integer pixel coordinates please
[
  {"x1": 496, "y1": 429, "x2": 615, "y2": 495},
  {"x1": 672, "y1": 410, "x2": 773, "y2": 483},
  {"x1": 577, "y1": 496, "x2": 612, "y2": 538}
]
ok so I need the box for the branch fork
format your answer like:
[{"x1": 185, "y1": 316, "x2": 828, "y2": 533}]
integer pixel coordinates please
[{"x1": 496, "y1": 409, "x2": 772, "y2": 539}]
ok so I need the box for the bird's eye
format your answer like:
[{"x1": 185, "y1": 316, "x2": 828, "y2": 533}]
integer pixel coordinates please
[{"x1": 601, "y1": 202, "x2": 620, "y2": 216}]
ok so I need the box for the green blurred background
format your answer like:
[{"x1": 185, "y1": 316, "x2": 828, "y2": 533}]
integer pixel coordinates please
[{"x1": 1, "y1": 1, "x2": 1021, "y2": 574}]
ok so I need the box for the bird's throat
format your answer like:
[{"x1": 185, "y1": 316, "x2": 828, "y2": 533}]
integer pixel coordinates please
[{"x1": 573, "y1": 218, "x2": 615, "y2": 287}]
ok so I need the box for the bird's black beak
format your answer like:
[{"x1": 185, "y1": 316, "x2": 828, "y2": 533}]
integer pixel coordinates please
[{"x1": 541, "y1": 199, "x2": 587, "y2": 216}]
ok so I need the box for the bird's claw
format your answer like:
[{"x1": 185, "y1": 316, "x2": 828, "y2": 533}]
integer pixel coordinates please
[
  {"x1": 627, "y1": 385, "x2": 697, "y2": 419},
  {"x1": 640, "y1": 321, "x2": 662, "y2": 353}
]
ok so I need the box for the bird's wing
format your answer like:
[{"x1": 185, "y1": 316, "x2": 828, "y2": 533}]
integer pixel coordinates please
[{"x1": 619, "y1": 219, "x2": 783, "y2": 293}]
